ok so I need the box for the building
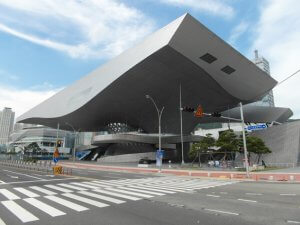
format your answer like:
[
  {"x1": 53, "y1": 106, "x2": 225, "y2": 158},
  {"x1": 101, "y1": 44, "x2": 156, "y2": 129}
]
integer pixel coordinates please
[
  {"x1": 251, "y1": 50, "x2": 275, "y2": 107},
  {"x1": 9, "y1": 126, "x2": 74, "y2": 157},
  {"x1": 13, "y1": 123, "x2": 36, "y2": 132},
  {"x1": 0, "y1": 107, "x2": 15, "y2": 145},
  {"x1": 17, "y1": 14, "x2": 292, "y2": 162}
]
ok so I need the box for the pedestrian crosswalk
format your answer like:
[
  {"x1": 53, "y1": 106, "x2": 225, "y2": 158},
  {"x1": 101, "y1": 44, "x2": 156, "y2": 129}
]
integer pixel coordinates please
[{"x1": 0, "y1": 177, "x2": 238, "y2": 224}]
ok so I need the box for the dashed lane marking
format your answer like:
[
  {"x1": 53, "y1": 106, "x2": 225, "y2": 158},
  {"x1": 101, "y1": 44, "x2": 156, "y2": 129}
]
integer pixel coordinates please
[
  {"x1": 204, "y1": 208, "x2": 239, "y2": 216},
  {"x1": 238, "y1": 199, "x2": 257, "y2": 203},
  {"x1": 206, "y1": 194, "x2": 220, "y2": 198}
]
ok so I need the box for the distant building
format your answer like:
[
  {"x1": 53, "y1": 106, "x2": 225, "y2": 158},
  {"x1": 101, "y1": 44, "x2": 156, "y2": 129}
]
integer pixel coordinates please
[
  {"x1": 9, "y1": 126, "x2": 74, "y2": 155},
  {"x1": 13, "y1": 123, "x2": 37, "y2": 132},
  {"x1": 0, "y1": 107, "x2": 15, "y2": 145},
  {"x1": 251, "y1": 50, "x2": 275, "y2": 107}
]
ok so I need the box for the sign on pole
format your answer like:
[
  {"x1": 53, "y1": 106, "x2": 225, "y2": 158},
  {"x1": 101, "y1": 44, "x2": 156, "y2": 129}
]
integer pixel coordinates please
[
  {"x1": 247, "y1": 124, "x2": 267, "y2": 131},
  {"x1": 194, "y1": 105, "x2": 203, "y2": 118}
]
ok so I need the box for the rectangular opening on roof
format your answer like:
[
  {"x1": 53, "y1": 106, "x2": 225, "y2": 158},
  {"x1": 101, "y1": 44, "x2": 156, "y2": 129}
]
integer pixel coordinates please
[
  {"x1": 221, "y1": 65, "x2": 235, "y2": 75},
  {"x1": 199, "y1": 53, "x2": 217, "y2": 64}
]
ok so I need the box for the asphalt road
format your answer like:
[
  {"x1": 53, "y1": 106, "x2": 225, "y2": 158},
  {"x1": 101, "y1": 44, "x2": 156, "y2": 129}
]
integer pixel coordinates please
[{"x1": 0, "y1": 165, "x2": 299, "y2": 225}]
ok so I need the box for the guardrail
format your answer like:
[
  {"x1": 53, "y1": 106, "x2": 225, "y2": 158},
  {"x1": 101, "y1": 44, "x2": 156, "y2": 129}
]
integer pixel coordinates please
[{"x1": 0, "y1": 160, "x2": 72, "y2": 175}]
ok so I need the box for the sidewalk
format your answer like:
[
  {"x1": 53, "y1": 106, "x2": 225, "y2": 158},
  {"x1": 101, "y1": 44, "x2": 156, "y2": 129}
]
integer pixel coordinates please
[{"x1": 59, "y1": 161, "x2": 300, "y2": 182}]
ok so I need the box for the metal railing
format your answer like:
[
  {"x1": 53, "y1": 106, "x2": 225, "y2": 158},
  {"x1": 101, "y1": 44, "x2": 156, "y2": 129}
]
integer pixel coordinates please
[{"x1": 0, "y1": 159, "x2": 72, "y2": 175}]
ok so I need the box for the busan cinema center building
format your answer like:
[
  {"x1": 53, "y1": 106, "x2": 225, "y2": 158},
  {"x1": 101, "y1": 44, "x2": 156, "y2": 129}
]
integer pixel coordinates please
[{"x1": 17, "y1": 14, "x2": 292, "y2": 162}]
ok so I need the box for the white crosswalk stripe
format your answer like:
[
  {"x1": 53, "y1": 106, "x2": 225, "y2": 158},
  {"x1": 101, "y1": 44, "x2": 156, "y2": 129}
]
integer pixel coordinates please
[
  {"x1": 104, "y1": 187, "x2": 154, "y2": 198},
  {"x1": 44, "y1": 195, "x2": 89, "y2": 212},
  {"x1": 14, "y1": 188, "x2": 40, "y2": 198},
  {"x1": 44, "y1": 185, "x2": 73, "y2": 193},
  {"x1": 70, "y1": 182, "x2": 100, "y2": 189},
  {"x1": 1, "y1": 200, "x2": 39, "y2": 223},
  {"x1": 23, "y1": 198, "x2": 66, "y2": 217},
  {"x1": 58, "y1": 183, "x2": 88, "y2": 191},
  {"x1": 0, "y1": 177, "x2": 237, "y2": 224},
  {"x1": 117, "y1": 186, "x2": 165, "y2": 196},
  {"x1": 127, "y1": 185, "x2": 176, "y2": 194},
  {"x1": 79, "y1": 191, "x2": 125, "y2": 204},
  {"x1": 62, "y1": 193, "x2": 109, "y2": 208},
  {"x1": 0, "y1": 217, "x2": 6, "y2": 225},
  {"x1": 0, "y1": 189, "x2": 20, "y2": 200},
  {"x1": 30, "y1": 186, "x2": 57, "y2": 195},
  {"x1": 93, "y1": 189, "x2": 141, "y2": 201}
]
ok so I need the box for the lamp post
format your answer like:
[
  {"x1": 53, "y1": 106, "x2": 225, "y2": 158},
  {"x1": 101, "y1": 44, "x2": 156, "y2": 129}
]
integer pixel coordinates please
[
  {"x1": 239, "y1": 102, "x2": 250, "y2": 178},
  {"x1": 145, "y1": 95, "x2": 164, "y2": 171},
  {"x1": 65, "y1": 122, "x2": 80, "y2": 163}
]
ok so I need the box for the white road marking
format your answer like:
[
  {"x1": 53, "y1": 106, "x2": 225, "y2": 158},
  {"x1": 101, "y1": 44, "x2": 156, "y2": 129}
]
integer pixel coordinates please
[
  {"x1": 44, "y1": 185, "x2": 73, "y2": 193},
  {"x1": 0, "y1": 180, "x2": 5, "y2": 184},
  {"x1": 62, "y1": 193, "x2": 109, "y2": 208},
  {"x1": 287, "y1": 220, "x2": 300, "y2": 224},
  {"x1": 0, "y1": 189, "x2": 20, "y2": 200},
  {"x1": 238, "y1": 199, "x2": 257, "y2": 203},
  {"x1": 30, "y1": 186, "x2": 57, "y2": 195},
  {"x1": 70, "y1": 182, "x2": 100, "y2": 189},
  {"x1": 3, "y1": 170, "x2": 44, "y2": 180},
  {"x1": 137, "y1": 184, "x2": 188, "y2": 192},
  {"x1": 83, "y1": 182, "x2": 112, "y2": 188},
  {"x1": 117, "y1": 186, "x2": 165, "y2": 196},
  {"x1": 206, "y1": 194, "x2": 220, "y2": 198},
  {"x1": 280, "y1": 194, "x2": 296, "y2": 196},
  {"x1": 1, "y1": 200, "x2": 39, "y2": 223},
  {"x1": 128, "y1": 185, "x2": 175, "y2": 194},
  {"x1": 44, "y1": 195, "x2": 89, "y2": 212},
  {"x1": 246, "y1": 193, "x2": 262, "y2": 196},
  {"x1": 93, "y1": 189, "x2": 141, "y2": 201},
  {"x1": 14, "y1": 188, "x2": 40, "y2": 198},
  {"x1": 7, "y1": 175, "x2": 18, "y2": 179},
  {"x1": 79, "y1": 191, "x2": 125, "y2": 204},
  {"x1": 0, "y1": 217, "x2": 6, "y2": 225},
  {"x1": 0, "y1": 177, "x2": 77, "y2": 185},
  {"x1": 204, "y1": 208, "x2": 239, "y2": 216},
  {"x1": 58, "y1": 183, "x2": 88, "y2": 191},
  {"x1": 105, "y1": 187, "x2": 154, "y2": 198},
  {"x1": 24, "y1": 198, "x2": 66, "y2": 217}
]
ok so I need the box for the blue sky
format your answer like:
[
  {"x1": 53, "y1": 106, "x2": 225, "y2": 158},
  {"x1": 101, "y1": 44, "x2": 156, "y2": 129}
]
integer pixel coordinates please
[{"x1": 0, "y1": 0, "x2": 299, "y2": 118}]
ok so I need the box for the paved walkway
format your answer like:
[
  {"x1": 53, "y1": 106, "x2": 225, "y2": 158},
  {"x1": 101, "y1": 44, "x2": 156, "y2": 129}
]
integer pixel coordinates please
[{"x1": 59, "y1": 161, "x2": 300, "y2": 182}]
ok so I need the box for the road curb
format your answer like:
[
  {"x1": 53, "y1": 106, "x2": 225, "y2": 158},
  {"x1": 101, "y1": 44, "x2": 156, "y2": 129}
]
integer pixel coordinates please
[{"x1": 59, "y1": 162, "x2": 300, "y2": 182}]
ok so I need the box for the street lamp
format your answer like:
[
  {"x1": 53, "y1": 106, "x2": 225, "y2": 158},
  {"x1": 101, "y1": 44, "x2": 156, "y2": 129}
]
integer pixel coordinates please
[
  {"x1": 65, "y1": 122, "x2": 80, "y2": 163},
  {"x1": 145, "y1": 95, "x2": 164, "y2": 171}
]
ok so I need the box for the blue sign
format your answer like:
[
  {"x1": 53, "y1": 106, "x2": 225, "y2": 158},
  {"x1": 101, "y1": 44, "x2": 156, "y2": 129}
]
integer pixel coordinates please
[
  {"x1": 247, "y1": 124, "x2": 267, "y2": 131},
  {"x1": 53, "y1": 158, "x2": 59, "y2": 163},
  {"x1": 156, "y1": 150, "x2": 164, "y2": 167}
]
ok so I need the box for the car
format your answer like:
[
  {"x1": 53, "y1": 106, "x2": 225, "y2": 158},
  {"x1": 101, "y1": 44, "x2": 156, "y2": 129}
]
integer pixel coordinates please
[{"x1": 138, "y1": 158, "x2": 153, "y2": 164}]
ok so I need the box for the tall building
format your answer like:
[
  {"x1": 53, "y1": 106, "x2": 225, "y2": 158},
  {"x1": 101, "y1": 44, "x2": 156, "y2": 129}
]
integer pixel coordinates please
[
  {"x1": 251, "y1": 50, "x2": 275, "y2": 107},
  {"x1": 0, "y1": 107, "x2": 15, "y2": 145}
]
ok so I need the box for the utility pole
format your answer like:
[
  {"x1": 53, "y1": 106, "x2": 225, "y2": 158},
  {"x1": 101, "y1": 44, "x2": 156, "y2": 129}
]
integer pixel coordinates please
[{"x1": 179, "y1": 83, "x2": 184, "y2": 165}]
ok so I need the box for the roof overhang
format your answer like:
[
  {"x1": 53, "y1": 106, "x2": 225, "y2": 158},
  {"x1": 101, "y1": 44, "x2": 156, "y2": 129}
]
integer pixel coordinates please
[{"x1": 17, "y1": 14, "x2": 280, "y2": 133}]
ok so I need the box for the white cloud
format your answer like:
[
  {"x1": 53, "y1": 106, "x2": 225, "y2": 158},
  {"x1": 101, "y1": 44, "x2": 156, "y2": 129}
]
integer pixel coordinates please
[
  {"x1": 0, "y1": 84, "x2": 60, "y2": 118},
  {"x1": 228, "y1": 21, "x2": 249, "y2": 45},
  {"x1": 250, "y1": 0, "x2": 300, "y2": 118},
  {"x1": 160, "y1": 0, "x2": 235, "y2": 19},
  {"x1": 0, "y1": 0, "x2": 155, "y2": 59}
]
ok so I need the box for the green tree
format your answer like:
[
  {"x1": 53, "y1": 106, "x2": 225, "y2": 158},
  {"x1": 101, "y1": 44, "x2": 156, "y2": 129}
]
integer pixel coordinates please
[
  {"x1": 246, "y1": 136, "x2": 271, "y2": 164},
  {"x1": 216, "y1": 129, "x2": 239, "y2": 162},
  {"x1": 190, "y1": 133, "x2": 215, "y2": 167},
  {"x1": 24, "y1": 142, "x2": 41, "y2": 155}
]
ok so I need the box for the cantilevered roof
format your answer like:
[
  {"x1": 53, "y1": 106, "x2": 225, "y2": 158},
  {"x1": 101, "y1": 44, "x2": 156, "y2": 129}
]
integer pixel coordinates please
[{"x1": 18, "y1": 14, "x2": 280, "y2": 133}]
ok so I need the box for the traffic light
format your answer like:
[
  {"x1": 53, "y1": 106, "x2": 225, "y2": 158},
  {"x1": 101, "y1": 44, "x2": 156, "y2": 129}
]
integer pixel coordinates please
[
  {"x1": 211, "y1": 112, "x2": 222, "y2": 117},
  {"x1": 57, "y1": 140, "x2": 62, "y2": 147},
  {"x1": 182, "y1": 106, "x2": 195, "y2": 112}
]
